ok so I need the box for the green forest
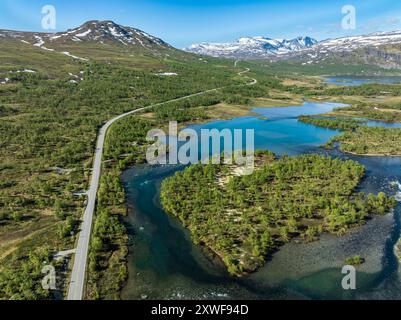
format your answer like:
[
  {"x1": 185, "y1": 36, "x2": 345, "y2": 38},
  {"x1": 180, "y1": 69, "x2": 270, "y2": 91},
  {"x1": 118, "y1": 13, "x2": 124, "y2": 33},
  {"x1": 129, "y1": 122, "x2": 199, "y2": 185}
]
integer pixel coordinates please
[{"x1": 160, "y1": 153, "x2": 396, "y2": 275}]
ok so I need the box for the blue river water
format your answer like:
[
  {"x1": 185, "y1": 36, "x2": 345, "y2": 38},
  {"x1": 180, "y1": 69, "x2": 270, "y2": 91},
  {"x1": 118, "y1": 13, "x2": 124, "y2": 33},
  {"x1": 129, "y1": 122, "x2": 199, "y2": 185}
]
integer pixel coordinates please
[{"x1": 121, "y1": 102, "x2": 401, "y2": 300}]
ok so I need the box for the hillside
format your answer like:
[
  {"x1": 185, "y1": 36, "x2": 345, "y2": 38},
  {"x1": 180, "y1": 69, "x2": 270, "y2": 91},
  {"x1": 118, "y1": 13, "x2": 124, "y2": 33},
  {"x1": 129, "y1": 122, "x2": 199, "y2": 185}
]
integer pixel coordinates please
[{"x1": 0, "y1": 20, "x2": 194, "y2": 73}]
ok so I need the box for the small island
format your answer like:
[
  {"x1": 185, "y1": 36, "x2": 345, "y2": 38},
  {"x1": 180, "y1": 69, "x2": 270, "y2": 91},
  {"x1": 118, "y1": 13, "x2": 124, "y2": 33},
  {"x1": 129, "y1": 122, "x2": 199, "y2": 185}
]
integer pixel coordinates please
[
  {"x1": 345, "y1": 255, "x2": 365, "y2": 266},
  {"x1": 160, "y1": 152, "x2": 396, "y2": 276},
  {"x1": 299, "y1": 115, "x2": 401, "y2": 156}
]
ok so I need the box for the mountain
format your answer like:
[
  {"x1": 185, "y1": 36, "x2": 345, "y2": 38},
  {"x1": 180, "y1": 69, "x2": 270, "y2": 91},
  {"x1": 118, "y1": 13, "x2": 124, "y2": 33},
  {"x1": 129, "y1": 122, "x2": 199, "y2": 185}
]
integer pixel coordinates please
[
  {"x1": 0, "y1": 20, "x2": 181, "y2": 69},
  {"x1": 185, "y1": 30, "x2": 401, "y2": 69},
  {"x1": 4, "y1": 20, "x2": 401, "y2": 69},
  {"x1": 289, "y1": 30, "x2": 401, "y2": 68},
  {"x1": 0, "y1": 20, "x2": 171, "y2": 50},
  {"x1": 312, "y1": 30, "x2": 401, "y2": 53},
  {"x1": 184, "y1": 36, "x2": 318, "y2": 59}
]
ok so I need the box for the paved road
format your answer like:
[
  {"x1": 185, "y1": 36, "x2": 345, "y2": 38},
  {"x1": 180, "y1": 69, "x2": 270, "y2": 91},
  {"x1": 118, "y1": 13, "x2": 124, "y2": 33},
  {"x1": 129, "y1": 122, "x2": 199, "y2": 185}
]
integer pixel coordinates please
[{"x1": 67, "y1": 65, "x2": 256, "y2": 300}]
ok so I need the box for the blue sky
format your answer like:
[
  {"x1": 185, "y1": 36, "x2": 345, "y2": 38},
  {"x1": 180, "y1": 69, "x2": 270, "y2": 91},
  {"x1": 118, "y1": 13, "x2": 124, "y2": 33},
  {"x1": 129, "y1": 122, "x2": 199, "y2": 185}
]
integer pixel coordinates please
[{"x1": 2, "y1": 0, "x2": 401, "y2": 47}]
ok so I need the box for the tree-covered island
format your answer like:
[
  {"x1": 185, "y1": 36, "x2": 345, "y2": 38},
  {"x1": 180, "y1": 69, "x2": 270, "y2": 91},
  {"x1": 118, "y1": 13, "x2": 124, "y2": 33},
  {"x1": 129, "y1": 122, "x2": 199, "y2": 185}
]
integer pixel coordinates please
[
  {"x1": 160, "y1": 152, "x2": 396, "y2": 276},
  {"x1": 299, "y1": 116, "x2": 401, "y2": 156}
]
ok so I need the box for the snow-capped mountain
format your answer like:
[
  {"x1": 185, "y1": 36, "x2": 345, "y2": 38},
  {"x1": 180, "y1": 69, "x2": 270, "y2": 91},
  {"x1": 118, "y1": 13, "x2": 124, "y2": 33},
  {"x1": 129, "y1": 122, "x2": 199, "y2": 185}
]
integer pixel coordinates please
[
  {"x1": 288, "y1": 30, "x2": 401, "y2": 68},
  {"x1": 0, "y1": 20, "x2": 170, "y2": 49},
  {"x1": 184, "y1": 36, "x2": 318, "y2": 59},
  {"x1": 49, "y1": 20, "x2": 169, "y2": 47},
  {"x1": 185, "y1": 30, "x2": 401, "y2": 66},
  {"x1": 316, "y1": 30, "x2": 401, "y2": 53}
]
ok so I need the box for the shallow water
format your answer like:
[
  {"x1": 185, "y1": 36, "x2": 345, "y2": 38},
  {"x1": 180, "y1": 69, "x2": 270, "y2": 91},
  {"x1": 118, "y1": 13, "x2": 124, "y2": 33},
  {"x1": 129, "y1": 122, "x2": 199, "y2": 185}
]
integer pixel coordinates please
[
  {"x1": 366, "y1": 120, "x2": 401, "y2": 129},
  {"x1": 121, "y1": 102, "x2": 401, "y2": 300}
]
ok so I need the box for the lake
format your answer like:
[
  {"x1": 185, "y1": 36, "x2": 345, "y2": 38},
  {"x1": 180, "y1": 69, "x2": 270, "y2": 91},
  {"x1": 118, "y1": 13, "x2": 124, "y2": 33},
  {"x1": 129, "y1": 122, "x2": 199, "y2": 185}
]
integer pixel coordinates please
[
  {"x1": 325, "y1": 75, "x2": 401, "y2": 86},
  {"x1": 121, "y1": 102, "x2": 401, "y2": 300}
]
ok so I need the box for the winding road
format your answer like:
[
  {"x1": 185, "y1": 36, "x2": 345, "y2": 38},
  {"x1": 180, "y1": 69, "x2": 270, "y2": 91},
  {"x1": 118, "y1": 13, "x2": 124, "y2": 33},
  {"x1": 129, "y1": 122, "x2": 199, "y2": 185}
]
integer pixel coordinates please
[{"x1": 67, "y1": 63, "x2": 256, "y2": 300}]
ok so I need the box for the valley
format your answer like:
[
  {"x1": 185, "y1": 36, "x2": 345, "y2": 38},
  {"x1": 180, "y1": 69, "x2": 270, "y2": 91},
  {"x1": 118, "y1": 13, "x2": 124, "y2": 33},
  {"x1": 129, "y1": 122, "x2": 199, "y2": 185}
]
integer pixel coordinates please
[{"x1": 1, "y1": 18, "x2": 401, "y2": 301}]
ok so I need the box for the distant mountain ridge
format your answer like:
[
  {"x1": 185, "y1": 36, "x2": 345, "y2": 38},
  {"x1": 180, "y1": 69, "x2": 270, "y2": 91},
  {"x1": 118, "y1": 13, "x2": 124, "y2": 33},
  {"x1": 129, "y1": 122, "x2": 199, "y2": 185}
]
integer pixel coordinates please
[
  {"x1": 184, "y1": 36, "x2": 317, "y2": 59},
  {"x1": 185, "y1": 30, "x2": 401, "y2": 68}
]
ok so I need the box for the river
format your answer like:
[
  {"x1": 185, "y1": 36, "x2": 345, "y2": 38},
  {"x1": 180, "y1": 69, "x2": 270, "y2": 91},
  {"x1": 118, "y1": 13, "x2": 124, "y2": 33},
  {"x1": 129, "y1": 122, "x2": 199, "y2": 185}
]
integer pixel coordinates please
[{"x1": 120, "y1": 101, "x2": 401, "y2": 300}]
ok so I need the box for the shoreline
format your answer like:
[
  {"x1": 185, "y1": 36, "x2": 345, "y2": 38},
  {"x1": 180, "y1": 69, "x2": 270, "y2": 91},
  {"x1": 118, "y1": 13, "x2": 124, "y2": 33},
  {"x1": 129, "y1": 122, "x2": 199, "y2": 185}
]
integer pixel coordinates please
[{"x1": 340, "y1": 150, "x2": 401, "y2": 157}]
